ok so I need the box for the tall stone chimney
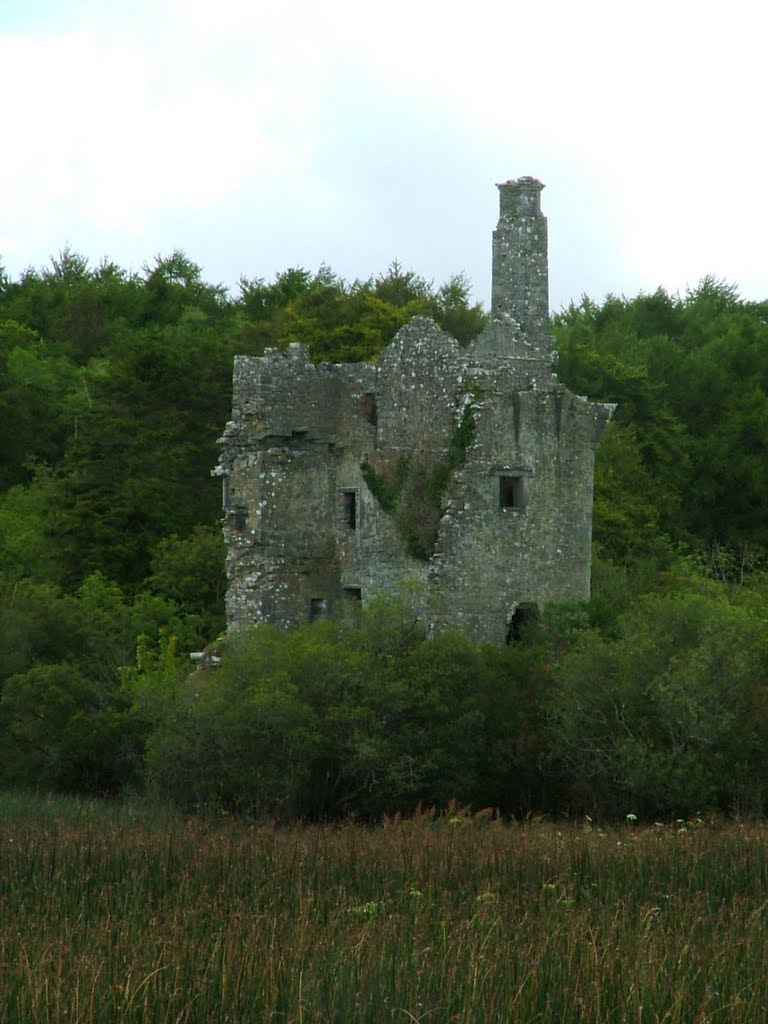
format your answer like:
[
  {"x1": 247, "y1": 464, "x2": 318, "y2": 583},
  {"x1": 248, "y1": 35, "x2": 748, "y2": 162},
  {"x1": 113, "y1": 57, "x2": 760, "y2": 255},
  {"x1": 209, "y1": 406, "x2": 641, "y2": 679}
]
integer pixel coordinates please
[{"x1": 492, "y1": 177, "x2": 549, "y2": 344}]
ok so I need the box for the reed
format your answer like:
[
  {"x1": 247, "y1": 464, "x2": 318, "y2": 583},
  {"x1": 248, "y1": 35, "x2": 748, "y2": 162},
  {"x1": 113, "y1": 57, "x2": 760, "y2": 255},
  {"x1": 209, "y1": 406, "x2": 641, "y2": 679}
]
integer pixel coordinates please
[{"x1": 2, "y1": 794, "x2": 768, "y2": 1022}]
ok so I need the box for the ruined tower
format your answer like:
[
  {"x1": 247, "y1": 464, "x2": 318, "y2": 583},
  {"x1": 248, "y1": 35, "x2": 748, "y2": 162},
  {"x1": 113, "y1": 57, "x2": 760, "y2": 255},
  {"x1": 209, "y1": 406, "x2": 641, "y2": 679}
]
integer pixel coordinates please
[
  {"x1": 493, "y1": 176, "x2": 549, "y2": 343},
  {"x1": 216, "y1": 178, "x2": 614, "y2": 644}
]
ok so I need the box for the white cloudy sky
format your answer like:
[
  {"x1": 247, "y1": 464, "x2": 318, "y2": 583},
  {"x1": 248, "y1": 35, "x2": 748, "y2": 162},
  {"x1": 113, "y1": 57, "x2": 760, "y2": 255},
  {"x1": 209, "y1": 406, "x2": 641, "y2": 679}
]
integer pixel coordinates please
[{"x1": 1, "y1": 0, "x2": 766, "y2": 311}]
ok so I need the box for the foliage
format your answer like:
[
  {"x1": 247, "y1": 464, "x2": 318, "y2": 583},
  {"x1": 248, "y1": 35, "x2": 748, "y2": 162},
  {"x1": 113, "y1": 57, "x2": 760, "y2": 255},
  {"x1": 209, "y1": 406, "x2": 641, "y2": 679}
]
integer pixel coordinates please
[
  {"x1": 552, "y1": 279, "x2": 768, "y2": 556},
  {"x1": 0, "y1": 248, "x2": 491, "y2": 807},
  {"x1": 7, "y1": 794, "x2": 768, "y2": 1022},
  {"x1": 142, "y1": 594, "x2": 552, "y2": 819},
  {"x1": 361, "y1": 402, "x2": 476, "y2": 560},
  {"x1": 1, "y1": 245, "x2": 768, "y2": 819},
  {"x1": 551, "y1": 582, "x2": 768, "y2": 816},
  {"x1": 236, "y1": 262, "x2": 488, "y2": 362},
  {"x1": 0, "y1": 662, "x2": 143, "y2": 794},
  {"x1": 146, "y1": 525, "x2": 226, "y2": 640},
  {"x1": 0, "y1": 571, "x2": 193, "y2": 794}
]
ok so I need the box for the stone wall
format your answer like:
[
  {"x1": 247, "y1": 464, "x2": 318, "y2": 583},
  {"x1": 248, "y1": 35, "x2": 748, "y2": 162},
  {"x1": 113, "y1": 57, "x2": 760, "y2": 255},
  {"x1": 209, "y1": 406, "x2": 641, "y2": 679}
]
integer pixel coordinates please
[{"x1": 216, "y1": 177, "x2": 614, "y2": 643}]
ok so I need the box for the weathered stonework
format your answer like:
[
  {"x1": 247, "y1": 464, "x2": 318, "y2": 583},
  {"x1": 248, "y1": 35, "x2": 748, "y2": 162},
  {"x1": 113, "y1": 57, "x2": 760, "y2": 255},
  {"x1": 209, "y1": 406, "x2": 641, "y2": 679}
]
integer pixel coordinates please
[{"x1": 216, "y1": 178, "x2": 614, "y2": 644}]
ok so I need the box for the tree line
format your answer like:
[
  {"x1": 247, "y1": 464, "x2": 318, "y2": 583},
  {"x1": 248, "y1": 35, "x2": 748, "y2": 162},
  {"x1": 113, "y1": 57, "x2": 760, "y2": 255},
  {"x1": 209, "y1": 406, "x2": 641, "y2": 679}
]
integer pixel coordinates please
[{"x1": 1, "y1": 249, "x2": 767, "y2": 818}]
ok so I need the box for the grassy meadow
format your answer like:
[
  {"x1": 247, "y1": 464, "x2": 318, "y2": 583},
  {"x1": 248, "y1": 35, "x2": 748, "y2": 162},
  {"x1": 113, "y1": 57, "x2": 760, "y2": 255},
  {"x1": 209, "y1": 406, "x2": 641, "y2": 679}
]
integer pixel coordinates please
[{"x1": 2, "y1": 794, "x2": 768, "y2": 1022}]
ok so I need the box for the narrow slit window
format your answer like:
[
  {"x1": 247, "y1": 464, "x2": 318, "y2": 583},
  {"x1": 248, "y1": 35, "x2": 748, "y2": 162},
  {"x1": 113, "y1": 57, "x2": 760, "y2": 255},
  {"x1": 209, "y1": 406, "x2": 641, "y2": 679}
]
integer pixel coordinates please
[
  {"x1": 342, "y1": 490, "x2": 357, "y2": 529},
  {"x1": 362, "y1": 392, "x2": 378, "y2": 426}
]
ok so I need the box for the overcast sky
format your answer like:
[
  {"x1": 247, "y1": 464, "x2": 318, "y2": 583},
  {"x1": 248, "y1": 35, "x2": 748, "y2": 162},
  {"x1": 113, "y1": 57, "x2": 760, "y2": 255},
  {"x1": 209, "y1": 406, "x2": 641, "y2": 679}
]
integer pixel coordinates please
[{"x1": 1, "y1": 0, "x2": 766, "y2": 312}]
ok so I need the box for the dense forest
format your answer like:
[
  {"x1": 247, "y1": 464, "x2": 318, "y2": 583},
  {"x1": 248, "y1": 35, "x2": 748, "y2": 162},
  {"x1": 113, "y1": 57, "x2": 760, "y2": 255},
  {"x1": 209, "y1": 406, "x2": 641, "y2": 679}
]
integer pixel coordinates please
[{"x1": 1, "y1": 249, "x2": 767, "y2": 819}]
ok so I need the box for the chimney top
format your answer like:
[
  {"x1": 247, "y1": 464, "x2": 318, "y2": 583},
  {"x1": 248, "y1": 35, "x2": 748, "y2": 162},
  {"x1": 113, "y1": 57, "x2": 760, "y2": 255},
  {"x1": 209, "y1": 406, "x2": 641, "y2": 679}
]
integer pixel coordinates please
[{"x1": 497, "y1": 177, "x2": 545, "y2": 219}]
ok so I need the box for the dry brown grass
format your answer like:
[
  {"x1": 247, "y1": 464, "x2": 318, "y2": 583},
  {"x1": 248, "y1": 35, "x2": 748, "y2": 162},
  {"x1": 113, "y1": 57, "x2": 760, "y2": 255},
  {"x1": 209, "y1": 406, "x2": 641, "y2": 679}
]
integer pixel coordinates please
[{"x1": 2, "y1": 795, "x2": 768, "y2": 1022}]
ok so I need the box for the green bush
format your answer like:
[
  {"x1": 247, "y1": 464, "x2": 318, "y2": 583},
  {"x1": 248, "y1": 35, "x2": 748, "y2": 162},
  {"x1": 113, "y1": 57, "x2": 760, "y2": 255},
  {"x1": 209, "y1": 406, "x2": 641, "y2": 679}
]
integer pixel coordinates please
[
  {"x1": 141, "y1": 596, "x2": 554, "y2": 820},
  {"x1": 550, "y1": 585, "x2": 768, "y2": 816}
]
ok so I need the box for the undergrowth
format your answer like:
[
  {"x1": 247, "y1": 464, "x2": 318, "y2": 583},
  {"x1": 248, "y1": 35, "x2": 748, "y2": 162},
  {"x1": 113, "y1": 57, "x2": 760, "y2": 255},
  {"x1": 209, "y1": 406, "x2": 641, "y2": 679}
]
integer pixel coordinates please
[{"x1": 2, "y1": 792, "x2": 767, "y2": 1022}]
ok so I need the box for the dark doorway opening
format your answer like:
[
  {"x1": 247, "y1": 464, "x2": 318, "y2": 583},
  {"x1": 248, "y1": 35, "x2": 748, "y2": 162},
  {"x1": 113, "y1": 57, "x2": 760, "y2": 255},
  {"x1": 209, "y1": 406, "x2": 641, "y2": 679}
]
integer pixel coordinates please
[{"x1": 506, "y1": 602, "x2": 540, "y2": 644}]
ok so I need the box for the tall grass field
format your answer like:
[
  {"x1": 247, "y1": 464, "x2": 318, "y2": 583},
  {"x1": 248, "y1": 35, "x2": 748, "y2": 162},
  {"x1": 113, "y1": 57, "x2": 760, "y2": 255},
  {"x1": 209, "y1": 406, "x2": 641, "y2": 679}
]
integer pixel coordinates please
[{"x1": 2, "y1": 793, "x2": 768, "y2": 1022}]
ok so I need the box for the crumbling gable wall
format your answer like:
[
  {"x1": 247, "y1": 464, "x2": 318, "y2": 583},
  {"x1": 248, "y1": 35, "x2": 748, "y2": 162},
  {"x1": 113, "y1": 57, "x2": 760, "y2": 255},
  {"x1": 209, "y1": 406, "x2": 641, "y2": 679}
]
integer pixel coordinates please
[
  {"x1": 427, "y1": 382, "x2": 612, "y2": 640},
  {"x1": 216, "y1": 178, "x2": 613, "y2": 643}
]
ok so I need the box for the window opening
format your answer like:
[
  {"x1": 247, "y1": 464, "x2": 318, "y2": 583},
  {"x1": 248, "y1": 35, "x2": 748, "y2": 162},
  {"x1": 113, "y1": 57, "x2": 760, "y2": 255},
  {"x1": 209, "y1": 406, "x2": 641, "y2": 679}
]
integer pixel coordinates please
[
  {"x1": 362, "y1": 392, "x2": 378, "y2": 426},
  {"x1": 309, "y1": 597, "x2": 326, "y2": 622},
  {"x1": 341, "y1": 490, "x2": 357, "y2": 529},
  {"x1": 499, "y1": 474, "x2": 527, "y2": 509},
  {"x1": 342, "y1": 586, "x2": 362, "y2": 602}
]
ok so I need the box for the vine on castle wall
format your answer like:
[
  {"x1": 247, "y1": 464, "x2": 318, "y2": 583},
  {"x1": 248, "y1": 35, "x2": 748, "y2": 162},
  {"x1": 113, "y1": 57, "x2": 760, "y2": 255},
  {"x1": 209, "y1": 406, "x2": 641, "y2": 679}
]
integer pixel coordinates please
[{"x1": 361, "y1": 402, "x2": 476, "y2": 561}]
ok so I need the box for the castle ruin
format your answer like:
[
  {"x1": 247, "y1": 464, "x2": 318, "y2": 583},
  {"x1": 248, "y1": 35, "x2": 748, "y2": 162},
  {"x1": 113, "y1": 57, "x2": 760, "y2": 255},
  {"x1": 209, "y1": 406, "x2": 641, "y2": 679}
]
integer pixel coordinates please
[{"x1": 216, "y1": 177, "x2": 614, "y2": 644}]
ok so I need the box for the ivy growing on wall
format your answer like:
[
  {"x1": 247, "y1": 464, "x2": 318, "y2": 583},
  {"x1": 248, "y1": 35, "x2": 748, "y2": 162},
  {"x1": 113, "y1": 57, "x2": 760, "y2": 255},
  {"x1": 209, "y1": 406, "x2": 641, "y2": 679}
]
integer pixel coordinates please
[
  {"x1": 361, "y1": 402, "x2": 476, "y2": 561},
  {"x1": 361, "y1": 453, "x2": 412, "y2": 515}
]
